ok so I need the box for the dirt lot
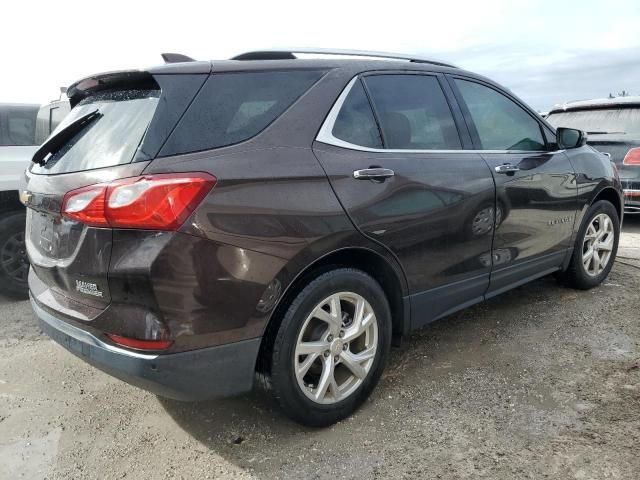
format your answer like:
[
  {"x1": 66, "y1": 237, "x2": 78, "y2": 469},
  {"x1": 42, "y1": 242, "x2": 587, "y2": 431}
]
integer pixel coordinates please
[{"x1": 1, "y1": 219, "x2": 639, "y2": 480}]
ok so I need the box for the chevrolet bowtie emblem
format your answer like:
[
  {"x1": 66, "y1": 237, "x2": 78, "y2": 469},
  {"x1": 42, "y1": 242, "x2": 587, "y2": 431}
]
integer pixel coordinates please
[{"x1": 19, "y1": 190, "x2": 33, "y2": 206}]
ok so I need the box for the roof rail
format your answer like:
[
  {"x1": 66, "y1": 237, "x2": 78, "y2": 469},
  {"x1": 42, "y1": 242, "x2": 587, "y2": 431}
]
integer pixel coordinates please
[
  {"x1": 230, "y1": 48, "x2": 457, "y2": 68},
  {"x1": 161, "y1": 53, "x2": 195, "y2": 64}
]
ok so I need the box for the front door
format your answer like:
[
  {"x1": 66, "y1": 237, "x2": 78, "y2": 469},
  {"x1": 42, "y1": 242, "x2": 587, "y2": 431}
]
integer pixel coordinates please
[
  {"x1": 313, "y1": 73, "x2": 496, "y2": 327},
  {"x1": 449, "y1": 76, "x2": 577, "y2": 297}
]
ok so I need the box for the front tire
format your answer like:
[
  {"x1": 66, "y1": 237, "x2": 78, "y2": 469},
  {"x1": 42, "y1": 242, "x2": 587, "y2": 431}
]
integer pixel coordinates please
[
  {"x1": 560, "y1": 200, "x2": 619, "y2": 290},
  {"x1": 0, "y1": 212, "x2": 29, "y2": 299},
  {"x1": 270, "y1": 268, "x2": 391, "y2": 427}
]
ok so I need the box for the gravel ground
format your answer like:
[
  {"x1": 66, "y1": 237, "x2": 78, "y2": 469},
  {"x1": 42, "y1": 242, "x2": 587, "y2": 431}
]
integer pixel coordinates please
[{"x1": 1, "y1": 218, "x2": 639, "y2": 480}]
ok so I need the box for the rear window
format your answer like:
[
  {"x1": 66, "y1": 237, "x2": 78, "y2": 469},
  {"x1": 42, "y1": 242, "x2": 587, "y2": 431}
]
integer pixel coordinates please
[
  {"x1": 0, "y1": 105, "x2": 38, "y2": 146},
  {"x1": 160, "y1": 70, "x2": 325, "y2": 156},
  {"x1": 31, "y1": 89, "x2": 159, "y2": 175},
  {"x1": 546, "y1": 108, "x2": 640, "y2": 134}
]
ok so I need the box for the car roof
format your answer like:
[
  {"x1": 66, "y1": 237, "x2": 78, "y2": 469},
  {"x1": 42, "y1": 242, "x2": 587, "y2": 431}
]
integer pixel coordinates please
[
  {"x1": 67, "y1": 51, "x2": 494, "y2": 108},
  {"x1": 549, "y1": 96, "x2": 640, "y2": 114},
  {"x1": 147, "y1": 58, "x2": 461, "y2": 75}
]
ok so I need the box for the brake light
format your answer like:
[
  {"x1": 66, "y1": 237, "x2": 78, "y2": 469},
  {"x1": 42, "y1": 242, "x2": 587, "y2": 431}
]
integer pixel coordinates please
[
  {"x1": 623, "y1": 148, "x2": 640, "y2": 165},
  {"x1": 107, "y1": 334, "x2": 173, "y2": 351},
  {"x1": 62, "y1": 184, "x2": 109, "y2": 226},
  {"x1": 61, "y1": 173, "x2": 216, "y2": 230}
]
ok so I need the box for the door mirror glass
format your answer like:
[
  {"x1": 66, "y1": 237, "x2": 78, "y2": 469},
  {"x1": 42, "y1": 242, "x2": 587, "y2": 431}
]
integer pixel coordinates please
[{"x1": 557, "y1": 127, "x2": 587, "y2": 149}]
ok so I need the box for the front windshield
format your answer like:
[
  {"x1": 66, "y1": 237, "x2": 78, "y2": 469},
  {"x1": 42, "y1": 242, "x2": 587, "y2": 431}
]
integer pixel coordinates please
[{"x1": 30, "y1": 89, "x2": 159, "y2": 175}]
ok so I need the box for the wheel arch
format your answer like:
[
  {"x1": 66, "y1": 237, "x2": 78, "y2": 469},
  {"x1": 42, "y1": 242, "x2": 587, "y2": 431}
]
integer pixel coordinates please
[
  {"x1": 256, "y1": 246, "x2": 409, "y2": 376},
  {"x1": 591, "y1": 186, "x2": 623, "y2": 221}
]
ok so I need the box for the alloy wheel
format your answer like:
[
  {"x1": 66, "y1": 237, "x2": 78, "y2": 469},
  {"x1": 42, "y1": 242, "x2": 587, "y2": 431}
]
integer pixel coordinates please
[
  {"x1": 294, "y1": 292, "x2": 378, "y2": 404},
  {"x1": 582, "y1": 213, "x2": 614, "y2": 277}
]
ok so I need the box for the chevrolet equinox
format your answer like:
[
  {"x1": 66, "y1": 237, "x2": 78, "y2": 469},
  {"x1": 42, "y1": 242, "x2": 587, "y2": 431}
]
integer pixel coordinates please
[{"x1": 25, "y1": 49, "x2": 623, "y2": 426}]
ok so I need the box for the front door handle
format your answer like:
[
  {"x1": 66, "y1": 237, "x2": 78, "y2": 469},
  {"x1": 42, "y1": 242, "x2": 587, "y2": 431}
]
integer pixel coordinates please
[
  {"x1": 353, "y1": 168, "x2": 395, "y2": 180},
  {"x1": 495, "y1": 164, "x2": 520, "y2": 174}
]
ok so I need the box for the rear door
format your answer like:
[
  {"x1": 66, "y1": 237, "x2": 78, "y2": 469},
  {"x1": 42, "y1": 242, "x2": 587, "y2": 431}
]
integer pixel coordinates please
[
  {"x1": 449, "y1": 76, "x2": 578, "y2": 297},
  {"x1": 313, "y1": 72, "x2": 496, "y2": 327}
]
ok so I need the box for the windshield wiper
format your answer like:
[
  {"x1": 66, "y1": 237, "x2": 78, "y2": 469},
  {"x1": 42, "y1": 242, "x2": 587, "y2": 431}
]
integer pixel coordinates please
[
  {"x1": 32, "y1": 109, "x2": 101, "y2": 166},
  {"x1": 586, "y1": 130, "x2": 626, "y2": 135}
]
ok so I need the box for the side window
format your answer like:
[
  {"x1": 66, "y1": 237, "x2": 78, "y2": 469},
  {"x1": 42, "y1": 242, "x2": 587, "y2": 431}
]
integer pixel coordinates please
[
  {"x1": 332, "y1": 80, "x2": 383, "y2": 148},
  {"x1": 363, "y1": 74, "x2": 462, "y2": 150},
  {"x1": 454, "y1": 79, "x2": 545, "y2": 151},
  {"x1": 0, "y1": 106, "x2": 37, "y2": 146},
  {"x1": 162, "y1": 70, "x2": 325, "y2": 155}
]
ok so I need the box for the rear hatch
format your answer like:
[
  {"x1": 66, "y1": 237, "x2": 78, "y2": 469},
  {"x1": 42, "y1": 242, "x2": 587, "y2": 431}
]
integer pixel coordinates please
[{"x1": 24, "y1": 70, "x2": 207, "y2": 311}]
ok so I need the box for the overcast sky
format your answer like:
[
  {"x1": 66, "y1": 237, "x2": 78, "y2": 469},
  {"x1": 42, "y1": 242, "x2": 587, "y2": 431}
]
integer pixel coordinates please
[{"x1": 3, "y1": 0, "x2": 639, "y2": 111}]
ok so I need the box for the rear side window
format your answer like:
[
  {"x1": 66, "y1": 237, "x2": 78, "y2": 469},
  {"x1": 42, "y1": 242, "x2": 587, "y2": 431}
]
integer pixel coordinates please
[
  {"x1": 364, "y1": 74, "x2": 462, "y2": 150},
  {"x1": 0, "y1": 105, "x2": 38, "y2": 146},
  {"x1": 455, "y1": 79, "x2": 545, "y2": 151},
  {"x1": 332, "y1": 80, "x2": 383, "y2": 148},
  {"x1": 161, "y1": 70, "x2": 325, "y2": 155}
]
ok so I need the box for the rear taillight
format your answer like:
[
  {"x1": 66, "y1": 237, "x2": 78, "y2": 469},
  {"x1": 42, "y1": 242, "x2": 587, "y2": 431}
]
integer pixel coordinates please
[
  {"x1": 623, "y1": 148, "x2": 640, "y2": 165},
  {"x1": 107, "y1": 334, "x2": 173, "y2": 351},
  {"x1": 61, "y1": 173, "x2": 216, "y2": 230}
]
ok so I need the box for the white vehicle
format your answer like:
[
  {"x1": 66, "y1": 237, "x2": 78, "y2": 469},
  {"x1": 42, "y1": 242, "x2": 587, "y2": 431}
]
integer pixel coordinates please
[{"x1": 0, "y1": 98, "x2": 69, "y2": 297}]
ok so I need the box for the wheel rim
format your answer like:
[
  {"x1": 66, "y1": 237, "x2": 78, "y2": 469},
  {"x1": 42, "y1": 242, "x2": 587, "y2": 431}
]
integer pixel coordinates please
[
  {"x1": 582, "y1": 213, "x2": 615, "y2": 277},
  {"x1": 1, "y1": 231, "x2": 28, "y2": 284},
  {"x1": 294, "y1": 292, "x2": 378, "y2": 405}
]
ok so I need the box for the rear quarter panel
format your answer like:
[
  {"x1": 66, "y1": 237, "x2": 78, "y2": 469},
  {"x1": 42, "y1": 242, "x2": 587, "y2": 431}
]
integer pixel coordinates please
[
  {"x1": 143, "y1": 146, "x2": 401, "y2": 349},
  {"x1": 564, "y1": 145, "x2": 623, "y2": 236}
]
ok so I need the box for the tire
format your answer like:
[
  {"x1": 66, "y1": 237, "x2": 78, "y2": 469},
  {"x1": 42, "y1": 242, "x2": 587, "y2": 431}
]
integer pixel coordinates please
[
  {"x1": 559, "y1": 200, "x2": 619, "y2": 290},
  {"x1": 0, "y1": 211, "x2": 29, "y2": 299},
  {"x1": 269, "y1": 268, "x2": 392, "y2": 427}
]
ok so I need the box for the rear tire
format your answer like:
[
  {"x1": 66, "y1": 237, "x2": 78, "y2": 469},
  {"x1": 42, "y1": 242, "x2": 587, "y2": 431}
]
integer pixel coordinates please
[
  {"x1": 559, "y1": 200, "x2": 619, "y2": 290},
  {"x1": 269, "y1": 268, "x2": 391, "y2": 427},
  {"x1": 0, "y1": 212, "x2": 29, "y2": 299}
]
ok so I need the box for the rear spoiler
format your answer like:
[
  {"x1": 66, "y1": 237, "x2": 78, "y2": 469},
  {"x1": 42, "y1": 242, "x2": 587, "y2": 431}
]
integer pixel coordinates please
[{"x1": 66, "y1": 71, "x2": 157, "y2": 108}]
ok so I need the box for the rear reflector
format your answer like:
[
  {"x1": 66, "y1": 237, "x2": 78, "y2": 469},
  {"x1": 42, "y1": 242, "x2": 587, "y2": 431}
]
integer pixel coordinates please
[
  {"x1": 623, "y1": 148, "x2": 640, "y2": 165},
  {"x1": 107, "y1": 334, "x2": 173, "y2": 351},
  {"x1": 61, "y1": 172, "x2": 216, "y2": 229}
]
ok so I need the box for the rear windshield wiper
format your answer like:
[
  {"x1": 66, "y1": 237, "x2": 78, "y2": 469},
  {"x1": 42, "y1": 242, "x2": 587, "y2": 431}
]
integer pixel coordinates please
[
  {"x1": 586, "y1": 130, "x2": 626, "y2": 135},
  {"x1": 32, "y1": 109, "x2": 102, "y2": 166}
]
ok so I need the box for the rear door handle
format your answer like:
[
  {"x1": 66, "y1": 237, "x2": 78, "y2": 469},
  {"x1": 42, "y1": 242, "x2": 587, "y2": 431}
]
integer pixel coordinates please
[
  {"x1": 353, "y1": 168, "x2": 395, "y2": 180},
  {"x1": 495, "y1": 164, "x2": 520, "y2": 174}
]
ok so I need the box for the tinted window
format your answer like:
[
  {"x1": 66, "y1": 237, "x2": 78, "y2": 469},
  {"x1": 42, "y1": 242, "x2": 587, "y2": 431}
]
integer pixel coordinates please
[
  {"x1": 364, "y1": 75, "x2": 461, "y2": 150},
  {"x1": 332, "y1": 80, "x2": 382, "y2": 148},
  {"x1": 547, "y1": 108, "x2": 640, "y2": 134},
  {"x1": 31, "y1": 89, "x2": 159, "y2": 175},
  {"x1": 455, "y1": 79, "x2": 545, "y2": 151},
  {"x1": 162, "y1": 70, "x2": 325, "y2": 155},
  {"x1": 0, "y1": 105, "x2": 38, "y2": 146}
]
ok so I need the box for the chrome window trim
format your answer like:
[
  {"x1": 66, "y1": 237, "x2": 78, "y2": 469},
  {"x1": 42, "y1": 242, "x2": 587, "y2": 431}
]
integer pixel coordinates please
[{"x1": 316, "y1": 75, "x2": 554, "y2": 155}]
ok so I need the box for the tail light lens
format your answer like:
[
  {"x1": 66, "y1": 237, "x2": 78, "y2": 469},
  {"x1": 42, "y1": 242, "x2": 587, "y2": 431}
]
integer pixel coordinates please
[
  {"x1": 623, "y1": 148, "x2": 640, "y2": 165},
  {"x1": 61, "y1": 173, "x2": 216, "y2": 230},
  {"x1": 107, "y1": 334, "x2": 173, "y2": 351}
]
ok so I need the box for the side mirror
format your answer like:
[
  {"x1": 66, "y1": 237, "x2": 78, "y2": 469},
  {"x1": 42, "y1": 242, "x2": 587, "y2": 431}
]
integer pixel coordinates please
[{"x1": 557, "y1": 127, "x2": 587, "y2": 149}]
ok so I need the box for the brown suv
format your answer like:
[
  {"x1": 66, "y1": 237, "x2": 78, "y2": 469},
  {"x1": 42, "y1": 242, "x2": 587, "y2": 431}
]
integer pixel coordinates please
[{"x1": 25, "y1": 49, "x2": 623, "y2": 426}]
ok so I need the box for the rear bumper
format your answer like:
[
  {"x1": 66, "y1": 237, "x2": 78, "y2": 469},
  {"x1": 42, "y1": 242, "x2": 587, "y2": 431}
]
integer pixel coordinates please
[
  {"x1": 32, "y1": 297, "x2": 261, "y2": 401},
  {"x1": 623, "y1": 188, "x2": 640, "y2": 214}
]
